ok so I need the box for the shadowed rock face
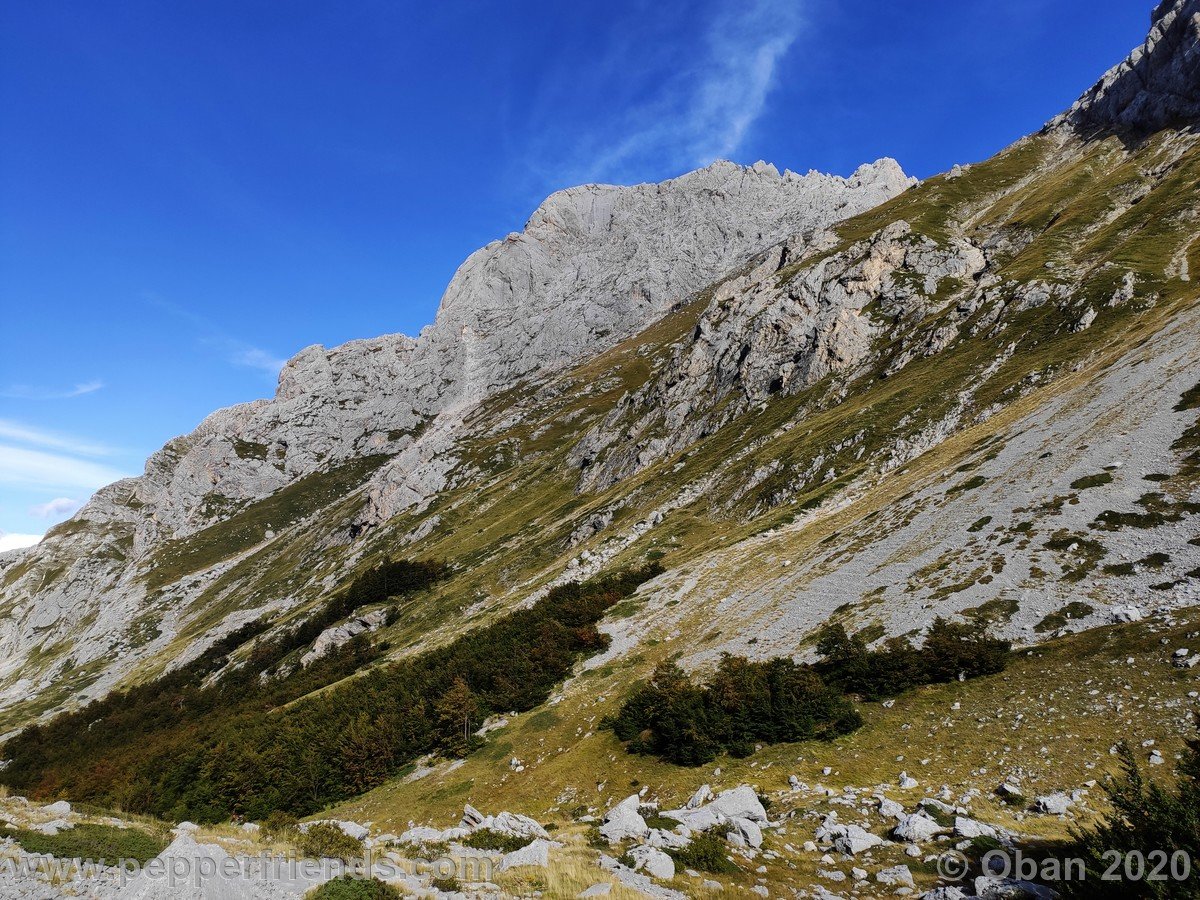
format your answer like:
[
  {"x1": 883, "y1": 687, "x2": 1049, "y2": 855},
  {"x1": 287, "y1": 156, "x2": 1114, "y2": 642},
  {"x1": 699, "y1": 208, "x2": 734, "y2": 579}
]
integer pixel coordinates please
[{"x1": 1055, "y1": 0, "x2": 1200, "y2": 138}]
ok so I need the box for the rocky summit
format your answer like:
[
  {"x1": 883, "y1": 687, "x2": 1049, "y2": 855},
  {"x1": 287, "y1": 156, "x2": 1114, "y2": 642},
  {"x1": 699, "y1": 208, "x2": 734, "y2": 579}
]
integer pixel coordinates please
[{"x1": 1, "y1": 3, "x2": 1199, "y2": 899}]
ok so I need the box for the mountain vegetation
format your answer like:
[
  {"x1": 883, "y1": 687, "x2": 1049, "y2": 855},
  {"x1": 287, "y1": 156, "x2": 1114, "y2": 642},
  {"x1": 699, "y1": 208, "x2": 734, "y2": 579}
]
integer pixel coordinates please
[{"x1": 0, "y1": 564, "x2": 660, "y2": 822}]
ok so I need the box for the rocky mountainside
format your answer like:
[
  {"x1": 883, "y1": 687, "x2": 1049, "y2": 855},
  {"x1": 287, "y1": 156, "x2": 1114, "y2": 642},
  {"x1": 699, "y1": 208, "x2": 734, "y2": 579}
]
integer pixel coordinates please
[
  {"x1": 0, "y1": 157, "x2": 912, "y2": 722},
  {"x1": 0, "y1": 2, "x2": 1199, "y2": 898},
  {"x1": 1054, "y1": 0, "x2": 1200, "y2": 137}
]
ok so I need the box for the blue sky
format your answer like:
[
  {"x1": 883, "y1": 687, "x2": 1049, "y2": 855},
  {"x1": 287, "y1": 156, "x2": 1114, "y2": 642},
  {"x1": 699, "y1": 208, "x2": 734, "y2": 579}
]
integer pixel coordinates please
[{"x1": 0, "y1": 0, "x2": 1151, "y2": 546}]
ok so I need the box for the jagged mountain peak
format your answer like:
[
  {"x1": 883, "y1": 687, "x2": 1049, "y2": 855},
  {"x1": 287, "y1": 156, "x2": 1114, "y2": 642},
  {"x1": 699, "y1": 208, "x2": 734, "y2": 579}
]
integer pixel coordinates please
[{"x1": 1054, "y1": 0, "x2": 1200, "y2": 138}]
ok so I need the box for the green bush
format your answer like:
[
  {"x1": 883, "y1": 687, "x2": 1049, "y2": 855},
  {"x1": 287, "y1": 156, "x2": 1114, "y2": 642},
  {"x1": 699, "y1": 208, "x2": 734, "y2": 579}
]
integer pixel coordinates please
[
  {"x1": 609, "y1": 655, "x2": 860, "y2": 766},
  {"x1": 262, "y1": 810, "x2": 300, "y2": 840},
  {"x1": 815, "y1": 617, "x2": 1010, "y2": 699},
  {"x1": 642, "y1": 811, "x2": 681, "y2": 831},
  {"x1": 668, "y1": 831, "x2": 740, "y2": 874},
  {"x1": 0, "y1": 564, "x2": 659, "y2": 822},
  {"x1": 461, "y1": 828, "x2": 532, "y2": 853},
  {"x1": 298, "y1": 823, "x2": 363, "y2": 862},
  {"x1": 0, "y1": 823, "x2": 166, "y2": 865},
  {"x1": 308, "y1": 876, "x2": 400, "y2": 899},
  {"x1": 1064, "y1": 721, "x2": 1200, "y2": 898}
]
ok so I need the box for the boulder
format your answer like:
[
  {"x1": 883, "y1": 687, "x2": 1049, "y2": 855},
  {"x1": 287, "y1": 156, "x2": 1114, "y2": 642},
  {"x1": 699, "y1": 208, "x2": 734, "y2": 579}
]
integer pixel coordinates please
[
  {"x1": 42, "y1": 801, "x2": 71, "y2": 817},
  {"x1": 878, "y1": 798, "x2": 905, "y2": 820},
  {"x1": 646, "y1": 827, "x2": 690, "y2": 850},
  {"x1": 953, "y1": 816, "x2": 997, "y2": 839},
  {"x1": 600, "y1": 795, "x2": 649, "y2": 844},
  {"x1": 399, "y1": 825, "x2": 445, "y2": 845},
  {"x1": 974, "y1": 875, "x2": 1059, "y2": 899},
  {"x1": 727, "y1": 817, "x2": 763, "y2": 849},
  {"x1": 686, "y1": 784, "x2": 714, "y2": 809},
  {"x1": 833, "y1": 824, "x2": 883, "y2": 856},
  {"x1": 1110, "y1": 605, "x2": 1144, "y2": 623},
  {"x1": 498, "y1": 838, "x2": 558, "y2": 871},
  {"x1": 893, "y1": 813, "x2": 945, "y2": 843},
  {"x1": 461, "y1": 803, "x2": 486, "y2": 829},
  {"x1": 707, "y1": 786, "x2": 768, "y2": 823},
  {"x1": 599, "y1": 854, "x2": 688, "y2": 900},
  {"x1": 876, "y1": 865, "x2": 915, "y2": 887},
  {"x1": 492, "y1": 811, "x2": 550, "y2": 839},
  {"x1": 629, "y1": 845, "x2": 676, "y2": 880},
  {"x1": 579, "y1": 885, "x2": 612, "y2": 898},
  {"x1": 1034, "y1": 793, "x2": 1072, "y2": 816}
]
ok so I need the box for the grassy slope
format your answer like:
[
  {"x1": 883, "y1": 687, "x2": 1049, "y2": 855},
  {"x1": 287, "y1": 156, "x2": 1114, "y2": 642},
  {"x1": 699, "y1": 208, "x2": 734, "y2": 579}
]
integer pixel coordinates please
[{"x1": 0, "y1": 121, "x2": 1195, "y2": 896}]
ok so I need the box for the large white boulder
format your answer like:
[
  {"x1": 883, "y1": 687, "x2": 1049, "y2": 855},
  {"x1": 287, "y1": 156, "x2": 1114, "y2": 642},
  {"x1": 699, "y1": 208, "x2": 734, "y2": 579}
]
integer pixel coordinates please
[
  {"x1": 893, "y1": 813, "x2": 946, "y2": 843},
  {"x1": 629, "y1": 845, "x2": 676, "y2": 880},
  {"x1": 1034, "y1": 793, "x2": 1072, "y2": 816},
  {"x1": 833, "y1": 824, "x2": 883, "y2": 856},
  {"x1": 600, "y1": 794, "x2": 649, "y2": 844},
  {"x1": 727, "y1": 817, "x2": 764, "y2": 849},
  {"x1": 498, "y1": 838, "x2": 558, "y2": 871},
  {"x1": 706, "y1": 786, "x2": 768, "y2": 823},
  {"x1": 491, "y1": 811, "x2": 550, "y2": 839}
]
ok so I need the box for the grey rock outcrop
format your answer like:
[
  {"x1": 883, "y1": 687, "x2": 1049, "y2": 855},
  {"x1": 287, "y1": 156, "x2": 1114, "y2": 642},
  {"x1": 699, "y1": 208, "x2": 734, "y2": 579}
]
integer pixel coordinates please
[
  {"x1": 1054, "y1": 0, "x2": 1200, "y2": 138},
  {"x1": 572, "y1": 219, "x2": 987, "y2": 492}
]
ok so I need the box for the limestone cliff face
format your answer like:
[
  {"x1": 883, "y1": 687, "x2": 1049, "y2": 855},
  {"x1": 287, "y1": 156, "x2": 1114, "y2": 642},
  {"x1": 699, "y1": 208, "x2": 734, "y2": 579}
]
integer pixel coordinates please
[
  {"x1": 1054, "y1": 0, "x2": 1200, "y2": 137},
  {"x1": 132, "y1": 158, "x2": 914, "y2": 540},
  {"x1": 0, "y1": 157, "x2": 913, "y2": 719}
]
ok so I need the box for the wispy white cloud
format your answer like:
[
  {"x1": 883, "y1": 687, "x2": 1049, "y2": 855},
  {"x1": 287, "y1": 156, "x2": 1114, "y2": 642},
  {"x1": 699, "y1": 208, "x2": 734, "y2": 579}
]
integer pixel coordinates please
[
  {"x1": 29, "y1": 497, "x2": 81, "y2": 520},
  {"x1": 143, "y1": 292, "x2": 286, "y2": 382},
  {"x1": 527, "y1": 0, "x2": 805, "y2": 187},
  {"x1": 0, "y1": 380, "x2": 104, "y2": 400},
  {"x1": 0, "y1": 532, "x2": 42, "y2": 553},
  {"x1": 0, "y1": 419, "x2": 114, "y2": 457},
  {"x1": 0, "y1": 420, "x2": 128, "y2": 494},
  {"x1": 0, "y1": 445, "x2": 129, "y2": 491},
  {"x1": 227, "y1": 343, "x2": 287, "y2": 379}
]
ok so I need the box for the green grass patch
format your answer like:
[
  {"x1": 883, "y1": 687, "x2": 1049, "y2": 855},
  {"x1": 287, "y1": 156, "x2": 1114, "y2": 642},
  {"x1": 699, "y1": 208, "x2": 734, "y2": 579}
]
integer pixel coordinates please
[
  {"x1": 0, "y1": 823, "x2": 166, "y2": 865},
  {"x1": 668, "y1": 831, "x2": 741, "y2": 875},
  {"x1": 462, "y1": 829, "x2": 532, "y2": 853},
  {"x1": 1071, "y1": 473, "x2": 1114, "y2": 490},
  {"x1": 1035, "y1": 602, "x2": 1096, "y2": 634},
  {"x1": 308, "y1": 876, "x2": 400, "y2": 899}
]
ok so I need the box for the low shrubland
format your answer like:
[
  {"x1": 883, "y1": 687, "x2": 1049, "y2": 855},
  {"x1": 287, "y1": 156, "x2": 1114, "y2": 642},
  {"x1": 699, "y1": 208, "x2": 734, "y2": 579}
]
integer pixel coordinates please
[
  {"x1": 609, "y1": 617, "x2": 1010, "y2": 764},
  {"x1": 1, "y1": 563, "x2": 660, "y2": 823}
]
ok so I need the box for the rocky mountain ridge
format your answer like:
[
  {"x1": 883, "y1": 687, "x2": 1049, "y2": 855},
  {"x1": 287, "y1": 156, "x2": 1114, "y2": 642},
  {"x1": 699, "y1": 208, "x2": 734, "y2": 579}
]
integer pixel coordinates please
[
  {"x1": 0, "y1": 4, "x2": 1199, "y2": 898},
  {"x1": 3, "y1": 2, "x2": 1200, "y2": 738},
  {"x1": 1054, "y1": 0, "x2": 1200, "y2": 138},
  {"x1": 0, "y1": 157, "x2": 914, "y2": 722}
]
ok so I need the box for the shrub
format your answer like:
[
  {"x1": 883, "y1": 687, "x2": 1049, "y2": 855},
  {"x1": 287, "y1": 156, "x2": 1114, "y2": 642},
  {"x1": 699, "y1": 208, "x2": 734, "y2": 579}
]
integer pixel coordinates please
[
  {"x1": 0, "y1": 564, "x2": 660, "y2": 822},
  {"x1": 814, "y1": 618, "x2": 1010, "y2": 699},
  {"x1": 0, "y1": 823, "x2": 166, "y2": 865},
  {"x1": 668, "y1": 831, "x2": 740, "y2": 874},
  {"x1": 298, "y1": 823, "x2": 363, "y2": 862},
  {"x1": 262, "y1": 810, "x2": 299, "y2": 840},
  {"x1": 609, "y1": 655, "x2": 860, "y2": 766},
  {"x1": 642, "y1": 811, "x2": 682, "y2": 831},
  {"x1": 1064, "y1": 722, "x2": 1200, "y2": 898},
  {"x1": 308, "y1": 876, "x2": 401, "y2": 899},
  {"x1": 461, "y1": 828, "x2": 531, "y2": 853}
]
